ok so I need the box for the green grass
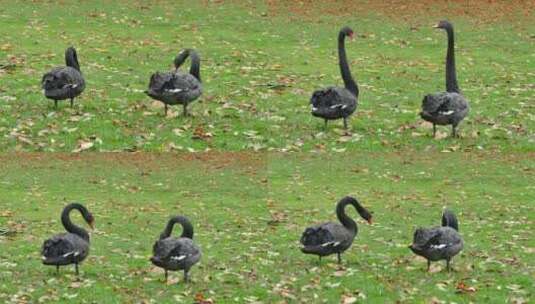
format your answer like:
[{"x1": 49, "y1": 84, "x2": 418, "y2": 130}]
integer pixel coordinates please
[
  {"x1": 0, "y1": 1, "x2": 533, "y2": 303},
  {"x1": 1, "y1": 153, "x2": 533, "y2": 303},
  {"x1": 0, "y1": 1, "x2": 533, "y2": 152}
]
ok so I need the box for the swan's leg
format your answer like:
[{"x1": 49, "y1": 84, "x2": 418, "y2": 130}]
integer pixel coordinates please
[
  {"x1": 446, "y1": 258, "x2": 451, "y2": 272},
  {"x1": 451, "y1": 124, "x2": 457, "y2": 138},
  {"x1": 324, "y1": 119, "x2": 328, "y2": 130},
  {"x1": 56, "y1": 265, "x2": 59, "y2": 274},
  {"x1": 70, "y1": 98, "x2": 74, "y2": 108},
  {"x1": 164, "y1": 269, "x2": 168, "y2": 283},
  {"x1": 337, "y1": 253, "x2": 342, "y2": 264},
  {"x1": 343, "y1": 118, "x2": 348, "y2": 130},
  {"x1": 318, "y1": 256, "x2": 322, "y2": 265},
  {"x1": 54, "y1": 100, "x2": 58, "y2": 109},
  {"x1": 164, "y1": 104, "x2": 168, "y2": 116},
  {"x1": 183, "y1": 270, "x2": 189, "y2": 283},
  {"x1": 75, "y1": 263, "x2": 79, "y2": 276},
  {"x1": 427, "y1": 260, "x2": 431, "y2": 272},
  {"x1": 433, "y1": 124, "x2": 436, "y2": 138},
  {"x1": 183, "y1": 103, "x2": 188, "y2": 117}
]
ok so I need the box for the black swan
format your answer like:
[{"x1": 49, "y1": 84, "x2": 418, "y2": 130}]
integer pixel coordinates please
[
  {"x1": 41, "y1": 203, "x2": 94, "y2": 275},
  {"x1": 420, "y1": 21, "x2": 469, "y2": 137},
  {"x1": 41, "y1": 47, "x2": 85, "y2": 109},
  {"x1": 146, "y1": 49, "x2": 203, "y2": 116},
  {"x1": 300, "y1": 196, "x2": 372, "y2": 264},
  {"x1": 310, "y1": 26, "x2": 358, "y2": 130},
  {"x1": 151, "y1": 216, "x2": 201, "y2": 283},
  {"x1": 409, "y1": 209, "x2": 463, "y2": 272}
]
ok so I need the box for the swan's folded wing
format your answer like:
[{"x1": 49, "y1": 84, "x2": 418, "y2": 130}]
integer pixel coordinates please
[
  {"x1": 172, "y1": 241, "x2": 200, "y2": 257},
  {"x1": 152, "y1": 239, "x2": 176, "y2": 259},
  {"x1": 42, "y1": 67, "x2": 84, "y2": 98},
  {"x1": 423, "y1": 92, "x2": 467, "y2": 116},
  {"x1": 300, "y1": 224, "x2": 336, "y2": 246},
  {"x1": 169, "y1": 72, "x2": 202, "y2": 98},
  {"x1": 311, "y1": 87, "x2": 356, "y2": 117},
  {"x1": 42, "y1": 68, "x2": 72, "y2": 90},
  {"x1": 311, "y1": 87, "x2": 344, "y2": 108},
  {"x1": 421, "y1": 228, "x2": 462, "y2": 251},
  {"x1": 42, "y1": 235, "x2": 76, "y2": 258},
  {"x1": 148, "y1": 72, "x2": 175, "y2": 93}
]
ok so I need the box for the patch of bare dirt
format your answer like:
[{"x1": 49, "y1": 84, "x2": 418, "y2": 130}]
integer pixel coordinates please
[
  {"x1": 263, "y1": 0, "x2": 535, "y2": 24},
  {"x1": 0, "y1": 152, "x2": 266, "y2": 175}
]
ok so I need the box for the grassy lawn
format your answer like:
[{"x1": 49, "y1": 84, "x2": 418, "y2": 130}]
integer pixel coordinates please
[
  {"x1": 1, "y1": 153, "x2": 534, "y2": 303},
  {"x1": 0, "y1": 1, "x2": 533, "y2": 152}
]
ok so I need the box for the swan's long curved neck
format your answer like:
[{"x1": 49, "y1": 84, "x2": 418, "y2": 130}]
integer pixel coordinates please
[
  {"x1": 188, "y1": 50, "x2": 201, "y2": 82},
  {"x1": 338, "y1": 32, "x2": 358, "y2": 97},
  {"x1": 445, "y1": 27, "x2": 459, "y2": 93},
  {"x1": 65, "y1": 50, "x2": 81, "y2": 71},
  {"x1": 61, "y1": 204, "x2": 89, "y2": 241},
  {"x1": 161, "y1": 216, "x2": 194, "y2": 239},
  {"x1": 174, "y1": 49, "x2": 201, "y2": 82},
  {"x1": 336, "y1": 198, "x2": 358, "y2": 233}
]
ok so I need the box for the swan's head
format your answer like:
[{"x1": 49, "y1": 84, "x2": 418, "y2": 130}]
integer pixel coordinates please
[
  {"x1": 86, "y1": 213, "x2": 95, "y2": 230},
  {"x1": 349, "y1": 198, "x2": 372, "y2": 224},
  {"x1": 434, "y1": 20, "x2": 453, "y2": 30},
  {"x1": 359, "y1": 208, "x2": 373, "y2": 225},
  {"x1": 340, "y1": 26, "x2": 354, "y2": 39}
]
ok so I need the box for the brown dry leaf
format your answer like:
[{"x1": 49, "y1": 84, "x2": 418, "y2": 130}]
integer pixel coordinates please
[
  {"x1": 429, "y1": 263, "x2": 442, "y2": 273},
  {"x1": 337, "y1": 135, "x2": 352, "y2": 143},
  {"x1": 456, "y1": 281, "x2": 477, "y2": 293},
  {"x1": 434, "y1": 131, "x2": 448, "y2": 140},
  {"x1": 194, "y1": 293, "x2": 214, "y2": 304},
  {"x1": 341, "y1": 295, "x2": 357, "y2": 304},
  {"x1": 72, "y1": 141, "x2": 94, "y2": 153},
  {"x1": 192, "y1": 126, "x2": 213, "y2": 140},
  {"x1": 427, "y1": 297, "x2": 444, "y2": 304},
  {"x1": 0, "y1": 210, "x2": 13, "y2": 217}
]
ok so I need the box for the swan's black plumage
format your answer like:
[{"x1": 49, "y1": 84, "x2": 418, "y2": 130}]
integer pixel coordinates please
[
  {"x1": 420, "y1": 21, "x2": 469, "y2": 137},
  {"x1": 151, "y1": 216, "x2": 201, "y2": 283},
  {"x1": 409, "y1": 209, "x2": 463, "y2": 272},
  {"x1": 41, "y1": 47, "x2": 85, "y2": 109},
  {"x1": 300, "y1": 196, "x2": 372, "y2": 264},
  {"x1": 146, "y1": 49, "x2": 202, "y2": 116},
  {"x1": 41, "y1": 203, "x2": 94, "y2": 275},
  {"x1": 311, "y1": 26, "x2": 358, "y2": 130}
]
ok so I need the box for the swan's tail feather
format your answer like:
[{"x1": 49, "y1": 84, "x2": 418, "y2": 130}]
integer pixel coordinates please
[{"x1": 442, "y1": 209, "x2": 459, "y2": 231}]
